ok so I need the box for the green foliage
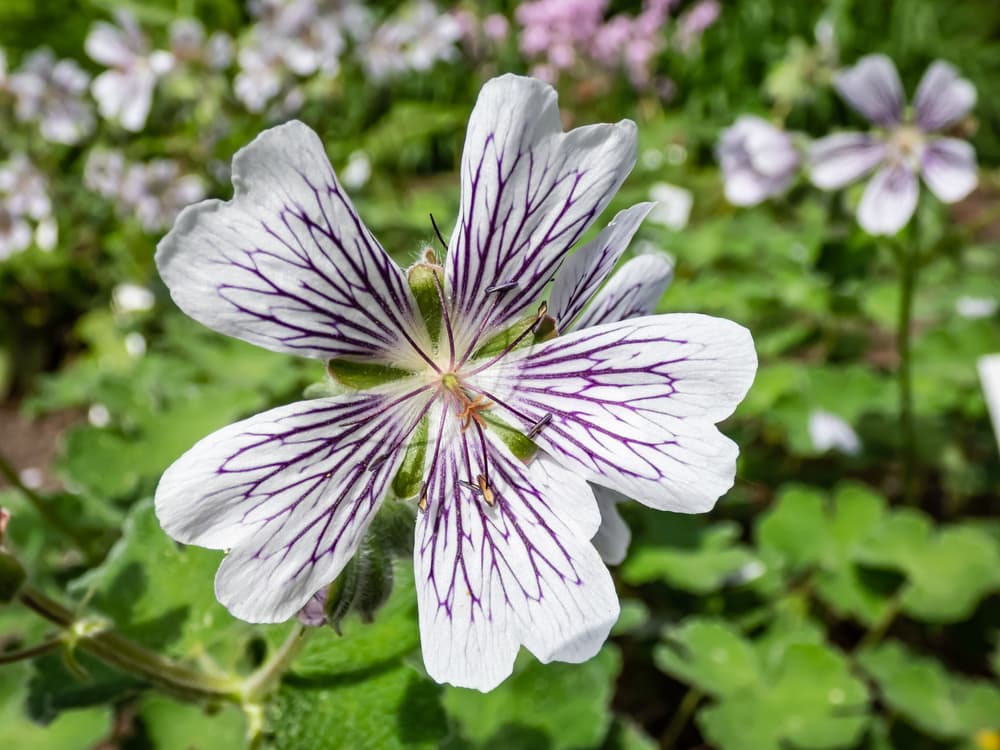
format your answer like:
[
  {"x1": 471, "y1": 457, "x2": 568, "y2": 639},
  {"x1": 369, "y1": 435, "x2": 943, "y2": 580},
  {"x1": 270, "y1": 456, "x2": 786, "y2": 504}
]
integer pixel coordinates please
[{"x1": 442, "y1": 646, "x2": 621, "y2": 749}]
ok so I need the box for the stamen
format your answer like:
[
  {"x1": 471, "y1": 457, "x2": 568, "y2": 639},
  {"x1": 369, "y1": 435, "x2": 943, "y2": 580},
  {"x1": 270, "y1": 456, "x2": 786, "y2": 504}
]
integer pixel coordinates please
[
  {"x1": 457, "y1": 479, "x2": 481, "y2": 494},
  {"x1": 429, "y1": 213, "x2": 448, "y2": 251},
  {"x1": 464, "y1": 302, "x2": 551, "y2": 377},
  {"x1": 526, "y1": 413, "x2": 553, "y2": 439},
  {"x1": 476, "y1": 474, "x2": 495, "y2": 506},
  {"x1": 431, "y1": 262, "x2": 457, "y2": 367},
  {"x1": 485, "y1": 280, "x2": 518, "y2": 294},
  {"x1": 418, "y1": 489, "x2": 428, "y2": 512}
]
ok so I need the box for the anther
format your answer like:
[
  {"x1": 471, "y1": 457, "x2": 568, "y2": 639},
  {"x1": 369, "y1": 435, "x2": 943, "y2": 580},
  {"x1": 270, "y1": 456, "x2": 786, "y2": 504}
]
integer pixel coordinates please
[
  {"x1": 485, "y1": 280, "x2": 518, "y2": 294},
  {"x1": 476, "y1": 474, "x2": 495, "y2": 506},
  {"x1": 457, "y1": 479, "x2": 481, "y2": 494},
  {"x1": 526, "y1": 413, "x2": 553, "y2": 439},
  {"x1": 418, "y1": 491, "x2": 428, "y2": 512}
]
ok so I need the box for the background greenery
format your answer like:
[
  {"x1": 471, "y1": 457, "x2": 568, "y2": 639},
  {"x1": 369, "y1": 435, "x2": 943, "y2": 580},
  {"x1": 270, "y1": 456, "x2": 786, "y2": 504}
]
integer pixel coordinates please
[{"x1": 1, "y1": 1, "x2": 998, "y2": 748}]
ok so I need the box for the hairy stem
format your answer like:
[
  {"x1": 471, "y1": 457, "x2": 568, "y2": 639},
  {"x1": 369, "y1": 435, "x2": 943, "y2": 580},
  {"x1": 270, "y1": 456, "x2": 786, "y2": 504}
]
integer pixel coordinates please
[
  {"x1": 19, "y1": 586, "x2": 244, "y2": 703},
  {"x1": 241, "y1": 623, "x2": 309, "y2": 703}
]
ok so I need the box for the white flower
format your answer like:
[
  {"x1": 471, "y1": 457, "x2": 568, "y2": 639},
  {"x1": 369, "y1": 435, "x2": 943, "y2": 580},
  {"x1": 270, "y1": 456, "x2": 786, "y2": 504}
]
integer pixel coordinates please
[
  {"x1": 0, "y1": 155, "x2": 52, "y2": 220},
  {"x1": 0, "y1": 207, "x2": 32, "y2": 260},
  {"x1": 86, "y1": 10, "x2": 174, "y2": 132},
  {"x1": 84, "y1": 149, "x2": 128, "y2": 197},
  {"x1": 153, "y1": 75, "x2": 757, "y2": 691},
  {"x1": 122, "y1": 160, "x2": 207, "y2": 232},
  {"x1": 808, "y1": 409, "x2": 861, "y2": 455},
  {"x1": 809, "y1": 55, "x2": 978, "y2": 235},
  {"x1": 647, "y1": 182, "x2": 693, "y2": 230},
  {"x1": 170, "y1": 18, "x2": 233, "y2": 69},
  {"x1": 718, "y1": 116, "x2": 800, "y2": 206},
  {"x1": 113, "y1": 282, "x2": 156, "y2": 314},
  {"x1": 979, "y1": 355, "x2": 1000, "y2": 455},
  {"x1": 955, "y1": 296, "x2": 997, "y2": 320},
  {"x1": 7, "y1": 49, "x2": 94, "y2": 145},
  {"x1": 340, "y1": 150, "x2": 371, "y2": 190}
]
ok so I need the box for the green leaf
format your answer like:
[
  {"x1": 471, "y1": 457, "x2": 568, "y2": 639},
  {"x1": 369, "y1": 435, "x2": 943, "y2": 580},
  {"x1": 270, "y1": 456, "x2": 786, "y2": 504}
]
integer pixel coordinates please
[
  {"x1": 698, "y1": 642, "x2": 869, "y2": 750},
  {"x1": 857, "y1": 641, "x2": 1000, "y2": 740},
  {"x1": 442, "y1": 646, "x2": 621, "y2": 750},
  {"x1": 856, "y1": 511, "x2": 1000, "y2": 623},
  {"x1": 1, "y1": 664, "x2": 111, "y2": 749},
  {"x1": 654, "y1": 619, "x2": 759, "y2": 697},
  {"x1": 139, "y1": 695, "x2": 245, "y2": 750},
  {"x1": 621, "y1": 512, "x2": 757, "y2": 594},
  {"x1": 68, "y1": 499, "x2": 256, "y2": 665},
  {"x1": 266, "y1": 664, "x2": 447, "y2": 750}
]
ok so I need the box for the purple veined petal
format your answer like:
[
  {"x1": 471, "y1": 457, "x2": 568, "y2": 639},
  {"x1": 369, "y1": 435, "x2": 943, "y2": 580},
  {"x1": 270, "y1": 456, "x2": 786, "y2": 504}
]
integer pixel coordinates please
[
  {"x1": 154, "y1": 381, "x2": 434, "y2": 623},
  {"x1": 414, "y1": 405, "x2": 617, "y2": 691},
  {"x1": 857, "y1": 162, "x2": 918, "y2": 236},
  {"x1": 548, "y1": 202, "x2": 654, "y2": 330},
  {"x1": 444, "y1": 74, "x2": 638, "y2": 357},
  {"x1": 808, "y1": 132, "x2": 887, "y2": 190},
  {"x1": 591, "y1": 485, "x2": 631, "y2": 566},
  {"x1": 833, "y1": 54, "x2": 905, "y2": 127},
  {"x1": 571, "y1": 254, "x2": 674, "y2": 331},
  {"x1": 471, "y1": 314, "x2": 757, "y2": 513},
  {"x1": 156, "y1": 121, "x2": 432, "y2": 369},
  {"x1": 920, "y1": 137, "x2": 977, "y2": 204},
  {"x1": 913, "y1": 60, "x2": 976, "y2": 132}
]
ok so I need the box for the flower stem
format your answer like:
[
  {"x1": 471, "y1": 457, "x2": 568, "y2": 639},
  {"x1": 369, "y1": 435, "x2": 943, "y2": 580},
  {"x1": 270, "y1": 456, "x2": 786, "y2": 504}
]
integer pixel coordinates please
[
  {"x1": 0, "y1": 452, "x2": 95, "y2": 558},
  {"x1": 240, "y1": 623, "x2": 308, "y2": 703},
  {"x1": 661, "y1": 687, "x2": 703, "y2": 750},
  {"x1": 18, "y1": 586, "x2": 244, "y2": 703},
  {"x1": 893, "y1": 243, "x2": 919, "y2": 505}
]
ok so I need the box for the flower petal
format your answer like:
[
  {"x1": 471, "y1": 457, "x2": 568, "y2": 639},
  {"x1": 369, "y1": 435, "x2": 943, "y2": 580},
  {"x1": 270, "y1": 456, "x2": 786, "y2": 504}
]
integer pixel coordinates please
[
  {"x1": 921, "y1": 137, "x2": 977, "y2": 203},
  {"x1": 473, "y1": 314, "x2": 757, "y2": 513},
  {"x1": 444, "y1": 74, "x2": 637, "y2": 354},
  {"x1": 913, "y1": 60, "x2": 976, "y2": 132},
  {"x1": 572, "y1": 254, "x2": 674, "y2": 330},
  {"x1": 156, "y1": 121, "x2": 430, "y2": 368},
  {"x1": 155, "y1": 383, "x2": 433, "y2": 622},
  {"x1": 857, "y1": 163, "x2": 918, "y2": 236},
  {"x1": 808, "y1": 133, "x2": 887, "y2": 190},
  {"x1": 548, "y1": 202, "x2": 654, "y2": 330},
  {"x1": 833, "y1": 54, "x2": 904, "y2": 126},
  {"x1": 592, "y1": 486, "x2": 631, "y2": 565},
  {"x1": 414, "y1": 407, "x2": 617, "y2": 691}
]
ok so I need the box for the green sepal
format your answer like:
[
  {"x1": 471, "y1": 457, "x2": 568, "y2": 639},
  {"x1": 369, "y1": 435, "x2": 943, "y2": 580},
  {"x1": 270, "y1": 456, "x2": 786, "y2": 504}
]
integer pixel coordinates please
[
  {"x1": 482, "y1": 412, "x2": 539, "y2": 463},
  {"x1": 322, "y1": 502, "x2": 415, "y2": 631},
  {"x1": 326, "y1": 359, "x2": 414, "y2": 390},
  {"x1": 302, "y1": 378, "x2": 349, "y2": 399},
  {"x1": 407, "y1": 252, "x2": 445, "y2": 347},
  {"x1": 470, "y1": 308, "x2": 559, "y2": 360},
  {"x1": 391, "y1": 416, "x2": 428, "y2": 500},
  {"x1": 0, "y1": 547, "x2": 25, "y2": 603}
]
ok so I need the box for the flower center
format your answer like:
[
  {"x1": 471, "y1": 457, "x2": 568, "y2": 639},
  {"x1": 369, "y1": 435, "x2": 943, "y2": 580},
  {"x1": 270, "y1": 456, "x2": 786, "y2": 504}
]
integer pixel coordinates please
[{"x1": 888, "y1": 124, "x2": 925, "y2": 169}]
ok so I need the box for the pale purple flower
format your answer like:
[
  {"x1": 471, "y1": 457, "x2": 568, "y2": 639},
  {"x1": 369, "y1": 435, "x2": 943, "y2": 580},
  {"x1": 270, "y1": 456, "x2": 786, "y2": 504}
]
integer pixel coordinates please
[
  {"x1": 809, "y1": 55, "x2": 978, "y2": 236},
  {"x1": 235, "y1": 0, "x2": 364, "y2": 112},
  {"x1": 0, "y1": 207, "x2": 32, "y2": 260},
  {"x1": 674, "y1": 0, "x2": 720, "y2": 52},
  {"x1": 86, "y1": 10, "x2": 174, "y2": 132},
  {"x1": 122, "y1": 160, "x2": 207, "y2": 232},
  {"x1": 169, "y1": 18, "x2": 233, "y2": 69},
  {"x1": 7, "y1": 49, "x2": 94, "y2": 145},
  {"x1": 84, "y1": 149, "x2": 128, "y2": 197},
  {"x1": 517, "y1": 0, "x2": 673, "y2": 88},
  {"x1": 360, "y1": 1, "x2": 462, "y2": 81},
  {"x1": 483, "y1": 13, "x2": 510, "y2": 41},
  {"x1": 955, "y1": 296, "x2": 997, "y2": 320},
  {"x1": 718, "y1": 116, "x2": 800, "y2": 206},
  {"x1": 0, "y1": 155, "x2": 55, "y2": 258},
  {"x1": 153, "y1": 75, "x2": 756, "y2": 691}
]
